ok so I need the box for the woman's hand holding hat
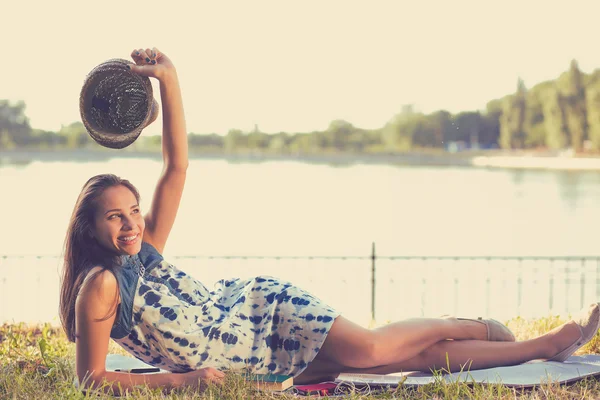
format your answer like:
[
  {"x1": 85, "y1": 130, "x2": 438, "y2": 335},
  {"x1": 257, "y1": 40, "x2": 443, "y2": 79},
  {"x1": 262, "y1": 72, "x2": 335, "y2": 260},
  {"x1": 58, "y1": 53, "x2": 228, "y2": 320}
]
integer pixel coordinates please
[
  {"x1": 79, "y1": 48, "x2": 169, "y2": 149},
  {"x1": 128, "y1": 47, "x2": 175, "y2": 81}
]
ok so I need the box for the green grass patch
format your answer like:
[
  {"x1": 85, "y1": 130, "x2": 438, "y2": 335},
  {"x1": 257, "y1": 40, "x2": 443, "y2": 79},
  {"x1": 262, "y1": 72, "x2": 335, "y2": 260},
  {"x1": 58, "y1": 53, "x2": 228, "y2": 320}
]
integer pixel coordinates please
[{"x1": 2, "y1": 316, "x2": 600, "y2": 399}]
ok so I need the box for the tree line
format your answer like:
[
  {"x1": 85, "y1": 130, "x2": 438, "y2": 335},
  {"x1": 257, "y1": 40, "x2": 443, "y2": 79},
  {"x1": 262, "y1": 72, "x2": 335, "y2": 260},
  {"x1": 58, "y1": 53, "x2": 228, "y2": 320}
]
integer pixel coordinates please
[{"x1": 2, "y1": 60, "x2": 600, "y2": 154}]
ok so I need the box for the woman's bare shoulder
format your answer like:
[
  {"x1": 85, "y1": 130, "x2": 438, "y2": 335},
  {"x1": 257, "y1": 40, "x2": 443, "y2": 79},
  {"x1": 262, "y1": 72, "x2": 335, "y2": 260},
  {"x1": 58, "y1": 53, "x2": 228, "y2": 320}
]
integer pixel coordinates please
[{"x1": 77, "y1": 266, "x2": 121, "y2": 308}]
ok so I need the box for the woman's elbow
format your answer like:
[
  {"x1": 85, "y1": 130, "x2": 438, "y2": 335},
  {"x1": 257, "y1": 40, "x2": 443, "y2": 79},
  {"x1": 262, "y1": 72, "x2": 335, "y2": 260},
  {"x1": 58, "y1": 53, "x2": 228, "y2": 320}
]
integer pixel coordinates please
[
  {"x1": 165, "y1": 161, "x2": 189, "y2": 173},
  {"x1": 77, "y1": 370, "x2": 110, "y2": 393}
]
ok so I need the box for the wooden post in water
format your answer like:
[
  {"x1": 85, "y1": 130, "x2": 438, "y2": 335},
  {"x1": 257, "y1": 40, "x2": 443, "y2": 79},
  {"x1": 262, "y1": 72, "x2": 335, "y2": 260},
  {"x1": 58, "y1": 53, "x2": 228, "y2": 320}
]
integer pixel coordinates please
[{"x1": 371, "y1": 242, "x2": 376, "y2": 324}]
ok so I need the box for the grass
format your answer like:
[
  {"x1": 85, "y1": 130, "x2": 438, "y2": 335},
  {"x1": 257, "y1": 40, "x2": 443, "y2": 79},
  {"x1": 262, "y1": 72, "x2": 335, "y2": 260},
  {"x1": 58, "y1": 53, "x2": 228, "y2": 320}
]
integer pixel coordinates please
[{"x1": 2, "y1": 317, "x2": 600, "y2": 399}]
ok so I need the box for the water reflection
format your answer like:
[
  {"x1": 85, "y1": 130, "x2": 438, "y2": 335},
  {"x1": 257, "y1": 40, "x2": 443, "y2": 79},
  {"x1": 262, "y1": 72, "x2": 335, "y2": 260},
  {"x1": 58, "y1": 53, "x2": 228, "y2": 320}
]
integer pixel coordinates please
[{"x1": 1, "y1": 156, "x2": 600, "y2": 257}]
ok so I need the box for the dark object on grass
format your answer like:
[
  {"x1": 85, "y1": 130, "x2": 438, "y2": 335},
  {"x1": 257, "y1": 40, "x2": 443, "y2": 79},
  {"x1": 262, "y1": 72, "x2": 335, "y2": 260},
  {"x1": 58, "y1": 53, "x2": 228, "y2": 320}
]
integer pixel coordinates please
[{"x1": 79, "y1": 58, "x2": 158, "y2": 149}]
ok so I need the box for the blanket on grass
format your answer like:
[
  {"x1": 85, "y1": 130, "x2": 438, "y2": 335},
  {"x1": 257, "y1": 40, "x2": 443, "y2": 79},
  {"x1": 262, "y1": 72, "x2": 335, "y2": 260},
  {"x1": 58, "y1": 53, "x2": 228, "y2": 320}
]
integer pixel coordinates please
[{"x1": 106, "y1": 354, "x2": 600, "y2": 390}]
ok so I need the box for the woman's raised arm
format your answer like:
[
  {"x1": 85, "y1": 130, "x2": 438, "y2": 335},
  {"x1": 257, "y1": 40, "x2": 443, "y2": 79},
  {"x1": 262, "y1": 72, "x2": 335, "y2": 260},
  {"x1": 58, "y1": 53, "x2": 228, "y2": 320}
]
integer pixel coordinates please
[{"x1": 128, "y1": 48, "x2": 189, "y2": 254}]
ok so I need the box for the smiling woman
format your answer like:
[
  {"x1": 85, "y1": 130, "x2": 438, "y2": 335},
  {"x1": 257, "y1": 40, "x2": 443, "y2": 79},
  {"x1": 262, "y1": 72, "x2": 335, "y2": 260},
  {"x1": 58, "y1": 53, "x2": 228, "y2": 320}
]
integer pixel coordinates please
[
  {"x1": 59, "y1": 174, "x2": 143, "y2": 343},
  {"x1": 58, "y1": 47, "x2": 600, "y2": 396}
]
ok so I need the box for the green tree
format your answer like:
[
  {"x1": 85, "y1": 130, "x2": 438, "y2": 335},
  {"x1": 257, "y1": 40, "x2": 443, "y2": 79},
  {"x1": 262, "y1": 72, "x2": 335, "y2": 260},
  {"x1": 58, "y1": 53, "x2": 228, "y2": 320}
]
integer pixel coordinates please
[
  {"x1": 428, "y1": 110, "x2": 453, "y2": 148},
  {"x1": 247, "y1": 131, "x2": 270, "y2": 150},
  {"x1": 58, "y1": 122, "x2": 92, "y2": 149},
  {"x1": 482, "y1": 100, "x2": 502, "y2": 147},
  {"x1": 268, "y1": 132, "x2": 290, "y2": 153},
  {"x1": 522, "y1": 86, "x2": 547, "y2": 148},
  {"x1": 188, "y1": 133, "x2": 224, "y2": 151},
  {"x1": 224, "y1": 129, "x2": 246, "y2": 153},
  {"x1": 288, "y1": 133, "x2": 312, "y2": 154},
  {"x1": 542, "y1": 87, "x2": 568, "y2": 149},
  {"x1": 557, "y1": 59, "x2": 587, "y2": 151},
  {"x1": 30, "y1": 128, "x2": 66, "y2": 149},
  {"x1": 0, "y1": 129, "x2": 16, "y2": 150},
  {"x1": 382, "y1": 105, "x2": 418, "y2": 151},
  {"x1": 499, "y1": 78, "x2": 527, "y2": 149},
  {"x1": 0, "y1": 100, "x2": 33, "y2": 146},
  {"x1": 586, "y1": 70, "x2": 600, "y2": 150},
  {"x1": 323, "y1": 120, "x2": 354, "y2": 151},
  {"x1": 450, "y1": 112, "x2": 482, "y2": 147}
]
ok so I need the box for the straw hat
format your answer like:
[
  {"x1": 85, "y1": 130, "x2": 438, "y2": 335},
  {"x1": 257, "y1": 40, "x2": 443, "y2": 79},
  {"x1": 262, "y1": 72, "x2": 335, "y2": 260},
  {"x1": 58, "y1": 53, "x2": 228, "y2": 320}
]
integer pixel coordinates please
[{"x1": 79, "y1": 58, "x2": 159, "y2": 149}]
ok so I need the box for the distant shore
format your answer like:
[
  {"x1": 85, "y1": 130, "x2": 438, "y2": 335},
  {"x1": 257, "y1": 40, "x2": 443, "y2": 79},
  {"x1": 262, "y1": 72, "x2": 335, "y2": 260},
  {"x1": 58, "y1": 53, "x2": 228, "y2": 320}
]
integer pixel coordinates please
[
  {"x1": 3, "y1": 149, "x2": 600, "y2": 171},
  {"x1": 0, "y1": 149, "x2": 474, "y2": 168}
]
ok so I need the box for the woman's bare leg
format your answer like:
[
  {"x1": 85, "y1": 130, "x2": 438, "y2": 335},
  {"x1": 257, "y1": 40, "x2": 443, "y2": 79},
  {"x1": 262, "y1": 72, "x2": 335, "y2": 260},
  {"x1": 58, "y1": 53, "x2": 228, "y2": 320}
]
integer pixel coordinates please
[
  {"x1": 296, "y1": 321, "x2": 582, "y2": 384},
  {"x1": 313, "y1": 316, "x2": 581, "y2": 370},
  {"x1": 313, "y1": 316, "x2": 488, "y2": 369},
  {"x1": 352, "y1": 332, "x2": 570, "y2": 374}
]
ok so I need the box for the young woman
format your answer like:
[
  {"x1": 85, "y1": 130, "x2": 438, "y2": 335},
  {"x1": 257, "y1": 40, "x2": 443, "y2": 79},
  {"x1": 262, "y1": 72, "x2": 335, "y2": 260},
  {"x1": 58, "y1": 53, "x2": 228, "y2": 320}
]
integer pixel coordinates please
[{"x1": 60, "y1": 47, "x2": 600, "y2": 394}]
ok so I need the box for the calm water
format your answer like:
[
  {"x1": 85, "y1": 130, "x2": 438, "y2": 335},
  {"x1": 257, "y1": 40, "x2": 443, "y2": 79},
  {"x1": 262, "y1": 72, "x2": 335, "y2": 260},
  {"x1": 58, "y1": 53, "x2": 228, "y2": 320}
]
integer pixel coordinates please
[{"x1": 2, "y1": 157, "x2": 600, "y2": 325}]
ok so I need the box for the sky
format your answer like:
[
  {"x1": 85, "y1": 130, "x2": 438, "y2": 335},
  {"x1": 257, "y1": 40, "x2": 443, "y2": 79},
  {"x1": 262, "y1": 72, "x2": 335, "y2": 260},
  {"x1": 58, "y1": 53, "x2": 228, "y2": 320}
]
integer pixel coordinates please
[{"x1": 4, "y1": 0, "x2": 600, "y2": 136}]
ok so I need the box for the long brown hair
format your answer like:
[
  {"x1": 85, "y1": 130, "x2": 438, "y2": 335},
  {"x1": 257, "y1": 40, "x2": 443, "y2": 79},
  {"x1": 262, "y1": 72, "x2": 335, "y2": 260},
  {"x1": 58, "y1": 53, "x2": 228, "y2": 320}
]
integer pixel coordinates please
[{"x1": 59, "y1": 174, "x2": 141, "y2": 342}]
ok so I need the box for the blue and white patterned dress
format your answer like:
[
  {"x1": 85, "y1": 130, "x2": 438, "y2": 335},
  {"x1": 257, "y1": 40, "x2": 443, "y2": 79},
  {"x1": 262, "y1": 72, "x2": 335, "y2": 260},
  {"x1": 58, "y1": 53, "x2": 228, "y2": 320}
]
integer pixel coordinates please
[{"x1": 109, "y1": 242, "x2": 340, "y2": 376}]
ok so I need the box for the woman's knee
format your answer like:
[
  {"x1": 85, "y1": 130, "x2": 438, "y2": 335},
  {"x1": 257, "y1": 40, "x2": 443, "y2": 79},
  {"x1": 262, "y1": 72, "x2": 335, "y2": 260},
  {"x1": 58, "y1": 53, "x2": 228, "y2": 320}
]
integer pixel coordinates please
[
  {"x1": 357, "y1": 331, "x2": 416, "y2": 368},
  {"x1": 336, "y1": 333, "x2": 386, "y2": 369},
  {"x1": 317, "y1": 318, "x2": 384, "y2": 369},
  {"x1": 357, "y1": 335, "x2": 388, "y2": 367}
]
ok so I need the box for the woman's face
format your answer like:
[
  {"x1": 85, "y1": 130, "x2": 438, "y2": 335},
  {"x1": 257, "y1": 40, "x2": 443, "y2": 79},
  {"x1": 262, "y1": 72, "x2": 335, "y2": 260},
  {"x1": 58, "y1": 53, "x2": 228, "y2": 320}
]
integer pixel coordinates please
[{"x1": 92, "y1": 185, "x2": 145, "y2": 256}]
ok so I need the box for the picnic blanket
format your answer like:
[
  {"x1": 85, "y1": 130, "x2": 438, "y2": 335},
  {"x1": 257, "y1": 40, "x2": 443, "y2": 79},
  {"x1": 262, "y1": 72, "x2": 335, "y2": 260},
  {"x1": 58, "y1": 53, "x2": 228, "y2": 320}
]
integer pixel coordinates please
[
  {"x1": 106, "y1": 354, "x2": 600, "y2": 389},
  {"x1": 337, "y1": 355, "x2": 600, "y2": 388}
]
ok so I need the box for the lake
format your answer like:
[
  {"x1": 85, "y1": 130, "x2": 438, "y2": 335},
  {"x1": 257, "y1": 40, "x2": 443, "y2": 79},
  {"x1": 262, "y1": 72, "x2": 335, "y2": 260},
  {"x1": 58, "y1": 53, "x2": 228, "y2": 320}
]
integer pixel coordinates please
[{"x1": 2, "y1": 155, "x2": 600, "y2": 326}]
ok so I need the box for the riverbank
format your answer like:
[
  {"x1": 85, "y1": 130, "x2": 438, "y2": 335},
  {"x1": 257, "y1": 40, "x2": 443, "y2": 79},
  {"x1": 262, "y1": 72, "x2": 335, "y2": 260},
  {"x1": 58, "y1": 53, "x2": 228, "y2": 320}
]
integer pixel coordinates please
[{"x1": 3, "y1": 149, "x2": 600, "y2": 170}]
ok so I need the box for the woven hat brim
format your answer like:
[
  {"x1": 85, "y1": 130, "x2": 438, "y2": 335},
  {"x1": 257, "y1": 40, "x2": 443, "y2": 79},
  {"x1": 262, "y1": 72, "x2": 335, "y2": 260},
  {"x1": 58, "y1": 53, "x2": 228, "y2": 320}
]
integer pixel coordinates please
[{"x1": 80, "y1": 58, "x2": 158, "y2": 149}]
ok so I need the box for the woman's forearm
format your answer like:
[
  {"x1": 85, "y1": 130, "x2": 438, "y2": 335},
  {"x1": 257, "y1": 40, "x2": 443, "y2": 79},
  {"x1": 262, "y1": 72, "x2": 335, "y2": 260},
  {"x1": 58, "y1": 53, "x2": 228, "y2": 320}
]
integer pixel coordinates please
[
  {"x1": 82, "y1": 370, "x2": 182, "y2": 395},
  {"x1": 158, "y1": 70, "x2": 189, "y2": 170}
]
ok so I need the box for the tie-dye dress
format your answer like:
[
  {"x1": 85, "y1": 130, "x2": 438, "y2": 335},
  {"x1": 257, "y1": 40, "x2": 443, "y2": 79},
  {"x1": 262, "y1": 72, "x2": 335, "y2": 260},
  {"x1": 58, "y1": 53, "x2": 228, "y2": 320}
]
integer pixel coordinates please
[{"x1": 109, "y1": 242, "x2": 340, "y2": 376}]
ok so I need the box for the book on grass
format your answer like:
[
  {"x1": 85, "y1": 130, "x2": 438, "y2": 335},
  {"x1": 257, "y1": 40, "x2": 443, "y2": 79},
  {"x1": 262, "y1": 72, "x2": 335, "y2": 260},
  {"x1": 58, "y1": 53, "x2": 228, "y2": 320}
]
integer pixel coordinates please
[{"x1": 242, "y1": 372, "x2": 293, "y2": 391}]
